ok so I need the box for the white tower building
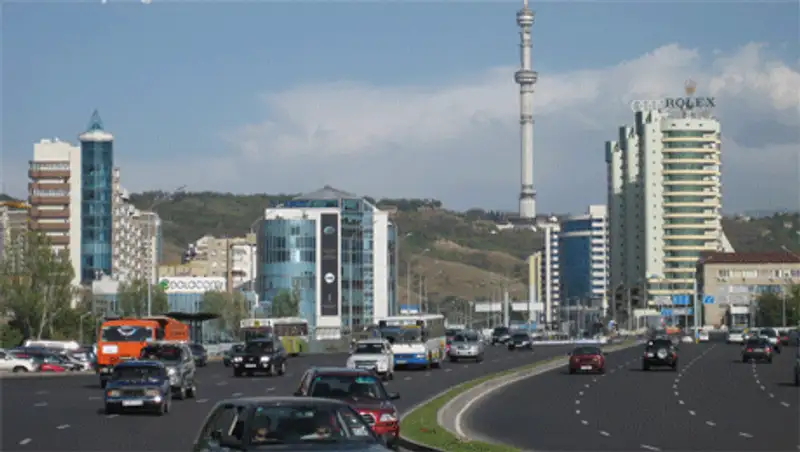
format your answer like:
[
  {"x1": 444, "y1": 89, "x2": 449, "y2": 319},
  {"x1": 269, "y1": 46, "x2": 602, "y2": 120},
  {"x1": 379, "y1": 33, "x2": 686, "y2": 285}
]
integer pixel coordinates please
[{"x1": 515, "y1": 0, "x2": 537, "y2": 219}]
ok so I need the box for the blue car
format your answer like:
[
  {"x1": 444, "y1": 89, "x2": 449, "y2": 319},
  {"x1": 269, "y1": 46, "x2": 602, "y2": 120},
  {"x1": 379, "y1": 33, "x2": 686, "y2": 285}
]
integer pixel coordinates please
[{"x1": 104, "y1": 360, "x2": 172, "y2": 415}]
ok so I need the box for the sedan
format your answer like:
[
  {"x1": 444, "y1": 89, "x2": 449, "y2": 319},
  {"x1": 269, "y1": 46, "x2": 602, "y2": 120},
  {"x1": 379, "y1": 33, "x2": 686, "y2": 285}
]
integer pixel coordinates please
[
  {"x1": 568, "y1": 346, "x2": 605, "y2": 374},
  {"x1": 190, "y1": 343, "x2": 208, "y2": 367},
  {"x1": 507, "y1": 332, "x2": 534, "y2": 351},
  {"x1": 448, "y1": 331, "x2": 484, "y2": 362},
  {"x1": 742, "y1": 338, "x2": 774, "y2": 363}
]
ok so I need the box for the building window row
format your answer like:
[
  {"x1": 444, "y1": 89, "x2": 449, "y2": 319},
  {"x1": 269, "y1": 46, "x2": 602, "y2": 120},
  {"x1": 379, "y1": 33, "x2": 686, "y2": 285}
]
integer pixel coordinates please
[
  {"x1": 717, "y1": 269, "x2": 800, "y2": 279},
  {"x1": 31, "y1": 162, "x2": 69, "y2": 171}
]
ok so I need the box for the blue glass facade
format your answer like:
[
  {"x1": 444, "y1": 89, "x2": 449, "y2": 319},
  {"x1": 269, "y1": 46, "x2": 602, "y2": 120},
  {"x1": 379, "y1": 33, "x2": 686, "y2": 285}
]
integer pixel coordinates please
[
  {"x1": 257, "y1": 219, "x2": 318, "y2": 325},
  {"x1": 79, "y1": 112, "x2": 113, "y2": 283},
  {"x1": 559, "y1": 235, "x2": 592, "y2": 302}
]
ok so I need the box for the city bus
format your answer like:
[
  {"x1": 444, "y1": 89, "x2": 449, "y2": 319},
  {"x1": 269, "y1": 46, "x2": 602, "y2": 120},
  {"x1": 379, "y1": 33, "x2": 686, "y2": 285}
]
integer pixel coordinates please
[
  {"x1": 376, "y1": 314, "x2": 446, "y2": 369},
  {"x1": 239, "y1": 317, "x2": 309, "y2": 356}
]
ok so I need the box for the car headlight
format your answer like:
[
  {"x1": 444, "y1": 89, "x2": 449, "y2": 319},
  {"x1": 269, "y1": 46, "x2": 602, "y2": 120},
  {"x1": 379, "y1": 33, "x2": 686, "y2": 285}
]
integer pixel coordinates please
[
  {"x1": 106, "y1": 390, "x2": 121, "y2": 397},
  {"x1": 144, "y1": 389, "x2": 161, "y2": 397},
  {"x1": 376, "y1": 359, "x2": 388, "y2": 368},
  {"x1": 233, "y1": 357, "x2": 243, "y2": 362},
  {"x1": 167, "y1": 368, "x2": 176, "y2": 375},
  {"x1": 379, "y1": 413, "x2": 398, "y2": 422},
  {"x1": 346, "y1": 360, "x2": 355, "y2": 368},
  {"x1": 260, "y1": 356, "x2": 270, "y2": 362}
]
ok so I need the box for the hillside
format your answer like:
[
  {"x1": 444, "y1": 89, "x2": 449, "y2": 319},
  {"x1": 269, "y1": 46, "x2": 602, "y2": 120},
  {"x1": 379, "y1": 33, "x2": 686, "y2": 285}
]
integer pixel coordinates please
[{"x1": 2, "y1": 191, "x2": 798, "y2": 305}]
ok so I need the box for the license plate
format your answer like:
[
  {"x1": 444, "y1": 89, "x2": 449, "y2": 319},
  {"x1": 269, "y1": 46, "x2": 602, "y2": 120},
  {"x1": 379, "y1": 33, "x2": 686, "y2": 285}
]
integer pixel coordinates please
[
  {"x1": 581, "y1": 365, "x2": 592, "y2": 370},
  {"x1": 122, "y1": 400, "x2": 143, "y2": 407},
  {"x1": 753, "y1": 348, "x2": 763, "y2": 352},
  {"x1": 245, "y1": 364, "x2": 257, "y2": 368},
  {"x1": 396, "y1": 360, "x2": 406, "y2": 364}
]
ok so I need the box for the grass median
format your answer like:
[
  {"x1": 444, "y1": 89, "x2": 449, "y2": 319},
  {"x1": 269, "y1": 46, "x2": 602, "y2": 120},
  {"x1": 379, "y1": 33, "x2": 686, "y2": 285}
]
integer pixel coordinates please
[{"x1": 399, "y1": 340, "x2": 638, "y2": 452}]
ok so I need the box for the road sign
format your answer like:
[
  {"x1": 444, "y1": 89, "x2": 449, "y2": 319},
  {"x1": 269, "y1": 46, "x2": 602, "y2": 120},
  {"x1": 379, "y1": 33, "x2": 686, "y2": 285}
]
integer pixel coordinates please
[
  {"x1": 672, "y1": 295, "x2": 690, "y2": 306},
  {"x1": 702, "y1": 295, "x2": 714, "y2": 305}
]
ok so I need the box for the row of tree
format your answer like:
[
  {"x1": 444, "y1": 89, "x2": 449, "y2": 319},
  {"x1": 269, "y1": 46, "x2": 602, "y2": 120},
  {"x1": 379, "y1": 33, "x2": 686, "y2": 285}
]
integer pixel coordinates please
[
  {"x1": 0, "y1": 231, "x2": 302, "y2": 348},
  {"x1": 754, "y1": 285, "x2": 800, "y2": 327}
]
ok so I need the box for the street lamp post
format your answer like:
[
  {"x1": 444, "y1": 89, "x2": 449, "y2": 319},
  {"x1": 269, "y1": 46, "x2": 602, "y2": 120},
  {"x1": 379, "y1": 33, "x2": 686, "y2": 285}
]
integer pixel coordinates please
[{"x1": 145, "y1": 186, "x2": 186, "y2": 317}]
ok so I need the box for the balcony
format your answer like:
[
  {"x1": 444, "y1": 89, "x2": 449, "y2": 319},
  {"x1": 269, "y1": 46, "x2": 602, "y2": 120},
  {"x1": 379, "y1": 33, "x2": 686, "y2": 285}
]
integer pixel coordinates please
[
  {"x1": 30, "y1": 195, "x2": 70, "y2": 206},
  {"x1": 28, "y1": 168, "x2": 70, "y2": 179},
  {"x1": 30, "y1": 221, "x2": 70, "y2": 232},
  {"x1": 30, "y1": 207, "x2": 69, "y2": 219},
  {"x1": 49, "y1": 236, "x2": 70, "y2": 246},
  {"x1": 29, "y1": 182, "x2": 70, "y2": 192}
]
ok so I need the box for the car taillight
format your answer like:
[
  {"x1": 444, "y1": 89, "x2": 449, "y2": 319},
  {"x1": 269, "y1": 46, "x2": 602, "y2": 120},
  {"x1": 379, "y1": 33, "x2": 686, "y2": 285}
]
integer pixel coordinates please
[
  {"x1": 765, "y1": 347, "x2": 771, "y2": 353},
  {"x1": 746, "y1": 348, "x2": 752, "y2": 352}
]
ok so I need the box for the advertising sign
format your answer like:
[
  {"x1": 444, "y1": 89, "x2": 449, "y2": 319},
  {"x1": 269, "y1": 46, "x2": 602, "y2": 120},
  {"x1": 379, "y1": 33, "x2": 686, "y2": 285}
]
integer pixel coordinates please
[
  {"x1": 630, "y1": 79, "x2": 716, "y2": 113},
  {"x1": 158, "y1": 277, "x2": 226, "y2": 294},
  {"x1": 319, "y1": 213, "x2": 340, "y2": 316}
]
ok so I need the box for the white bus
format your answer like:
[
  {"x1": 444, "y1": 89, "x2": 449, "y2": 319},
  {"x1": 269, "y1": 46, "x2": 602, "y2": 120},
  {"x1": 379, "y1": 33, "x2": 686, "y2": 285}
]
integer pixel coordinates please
[{"x1": 377, "y1": 314, "x2": 446, "y2": 369}]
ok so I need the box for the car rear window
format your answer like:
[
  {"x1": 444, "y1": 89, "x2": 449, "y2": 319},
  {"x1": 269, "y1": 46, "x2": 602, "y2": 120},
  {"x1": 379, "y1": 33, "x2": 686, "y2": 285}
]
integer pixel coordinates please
[{"x1": 647, "y1": 340, "x2": 673, "y2": 349}]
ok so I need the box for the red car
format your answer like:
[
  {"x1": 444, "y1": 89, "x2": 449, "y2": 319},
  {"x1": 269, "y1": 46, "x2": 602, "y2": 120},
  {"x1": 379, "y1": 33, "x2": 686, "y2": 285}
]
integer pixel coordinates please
[
  {"x1": 39, "y1": 362, "x2": 66, "y2": 372},
  {"x1": 568, "y1": 346, "x2": 605, "y2": 374},
  {"x1": 294, "y1": 368, "x2": 401, "y2": 448}
]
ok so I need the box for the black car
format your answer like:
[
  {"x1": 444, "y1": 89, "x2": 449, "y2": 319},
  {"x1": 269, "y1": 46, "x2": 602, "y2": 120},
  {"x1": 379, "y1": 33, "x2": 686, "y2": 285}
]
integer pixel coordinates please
[
  {"x1": 232, "y1": 339, "x2": 287, "y2": 377},
  {"x1": 491, "y1": 327, "x2": 511, "y2": 346},
  {"x1": 223, "y1": 344, "x2": 244, "y2": 367},
  {"x1": 190, "y1": 343, "x2": 208, "y2": 367},
  {"x1": 192, "y1": 397, "x2": 392, "y2": 451},
  {"x1": 642, "y1": 339, "x2": 678, "y2": 371},
  {"x1": 507, "y1": 332, "x2": 534, "y2": 350},
  {"x1": 742, "y1": 337, "x2": 774, "y2": 363}
]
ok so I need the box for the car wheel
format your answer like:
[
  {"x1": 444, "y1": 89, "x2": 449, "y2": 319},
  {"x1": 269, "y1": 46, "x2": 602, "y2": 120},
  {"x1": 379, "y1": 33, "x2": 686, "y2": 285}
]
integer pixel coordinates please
[
  {"x1": 233, "y1": 369, "x2": 242, "y2": 377},
  {"x1": 450, "y1": 357, "x2": 457, "y2": 363},
  {"x1": 175, "y1": 385, "x2": 187, "y2": 400},
  {"x1": 598, "y1": 367, "x2": 605, "y2": 374},
  {"x1": 100, "y1": 379, "x2": 108, "y2": 389},
  {"x1": 12, "y1": 366, "x2": 28, "y2": 373},
  {"x1": 187, "y1": 383, "x2": 197, "y2": 398},
  {"x1": 642, "y1": 363, "x2": 649, "y2": 371},
  {"x1": 568, "y1": 367, "x2": 576, "y2": 374},
  {"x1": 278, "y1": 361, "x2": 286, "y2": 376},
  {"x1": 105, "y1": 405, "x2": 117, "y2": 415}
]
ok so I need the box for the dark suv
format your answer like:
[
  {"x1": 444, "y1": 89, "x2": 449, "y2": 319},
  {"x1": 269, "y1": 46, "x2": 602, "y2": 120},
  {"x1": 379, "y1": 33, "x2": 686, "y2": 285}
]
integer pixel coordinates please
[
  {"x1": 490, "y1": 327, "x2": 511, "y2": 346},
  {"x1": 642, "y1": 339, "x2": 678, "y2": 371},
  {"x1": 232, "y1": 339, "x2": 287, "y2": 377}
]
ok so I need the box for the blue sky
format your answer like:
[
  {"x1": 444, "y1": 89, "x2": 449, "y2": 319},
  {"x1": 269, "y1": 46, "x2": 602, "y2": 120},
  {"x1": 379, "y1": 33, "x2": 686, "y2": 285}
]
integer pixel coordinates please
[{"x1": 2, "y1": 1, "x2": 799, "y2": 213}]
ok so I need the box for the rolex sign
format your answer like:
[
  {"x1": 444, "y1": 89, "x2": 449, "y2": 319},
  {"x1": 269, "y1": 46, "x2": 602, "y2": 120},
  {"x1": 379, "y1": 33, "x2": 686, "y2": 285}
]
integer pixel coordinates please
[{"x1": 159, "y1": 277, "x2": 226, "y2": 294}]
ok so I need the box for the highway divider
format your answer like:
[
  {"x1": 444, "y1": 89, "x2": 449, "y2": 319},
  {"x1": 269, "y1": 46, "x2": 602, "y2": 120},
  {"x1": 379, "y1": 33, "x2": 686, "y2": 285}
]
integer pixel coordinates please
[{"x1": 398, "y1": 340, "x2": 640, "y2": 452}]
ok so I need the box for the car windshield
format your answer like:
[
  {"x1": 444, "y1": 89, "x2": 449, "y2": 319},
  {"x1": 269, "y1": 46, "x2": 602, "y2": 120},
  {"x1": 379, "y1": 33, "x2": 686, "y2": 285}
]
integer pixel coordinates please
[
  {"x1": 140, "y1": 345, "x2": 182, "y2": 362},
  {"x1": 101, "y1": 325, "x2": 153, "y2": 342},
  {"x1": 493, "y1": 327, "x2": 509, "y2": 335},
  {"x1": 353, "y1": 343, "x2": 383, "y2": 354},
  {"x1": 236, "y1": 404, "x2": 377, "y2": 446},
  {"x1": 759, "y1": 329, "x2": 776, "y2": 337},
  {"x1": 309, "y1": 374, "x2": 387, "y2": 401},
  {"x1": 453, "y1": 333, "x2": 479, "y2": 342},
  {"x1": 112, "y1": 365, "x2": 165, "y2": 381},
  {"x1": 746, "y1": 339, "x2": 768, "y2": 347},
  {"x1": 245, "y1": 342, "x2": 275, "y2": 354},
  {"x1": 572, "y1": 347, "x2": 601, "y2": 356},
  {"x1": 387, "y1": 329, "x2": 421, "y2": 344},
  {"x1": 512, "y1": 333, "x2": 529, "y2": 341}
]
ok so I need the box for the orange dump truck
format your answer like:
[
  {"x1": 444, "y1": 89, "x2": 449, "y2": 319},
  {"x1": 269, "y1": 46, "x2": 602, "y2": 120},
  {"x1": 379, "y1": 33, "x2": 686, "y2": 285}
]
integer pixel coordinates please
[{"x1": 96, "y1": 316, "x2": 189, "y2": 387}]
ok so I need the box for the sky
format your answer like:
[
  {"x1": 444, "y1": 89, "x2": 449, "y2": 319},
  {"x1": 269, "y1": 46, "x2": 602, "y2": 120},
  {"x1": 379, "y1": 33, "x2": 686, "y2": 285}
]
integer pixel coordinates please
[{"x1": 2, "y1": 1, "x2": 799, "y2": 215}]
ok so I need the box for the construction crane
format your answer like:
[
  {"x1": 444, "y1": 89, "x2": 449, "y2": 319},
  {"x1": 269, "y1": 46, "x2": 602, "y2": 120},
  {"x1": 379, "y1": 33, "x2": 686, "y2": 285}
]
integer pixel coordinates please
[{"x1": 0, "y1": 201, "x2": 30, "y2": 209}]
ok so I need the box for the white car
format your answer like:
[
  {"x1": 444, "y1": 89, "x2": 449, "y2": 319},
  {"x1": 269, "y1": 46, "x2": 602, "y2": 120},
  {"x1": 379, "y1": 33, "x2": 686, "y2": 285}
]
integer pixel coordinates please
[
  {"x1": 346, "y1": 339, "x2": 394, "y2": 380},
  {"x1": 759, "y1": 328, "x2": 780, "y2": 346},
  {"x1": 726, "y1": 329, "x2": 745, "y2": 344},
  {"x1": 697, "y1": 330, "x2": 710, "y2": 342},
  {"x1": 0, "y1": 350, "x2": 39, "y2": 373}
]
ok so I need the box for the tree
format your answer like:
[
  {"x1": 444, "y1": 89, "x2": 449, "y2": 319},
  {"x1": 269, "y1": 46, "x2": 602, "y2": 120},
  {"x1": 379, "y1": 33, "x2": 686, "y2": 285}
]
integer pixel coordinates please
[
  {"x1": 271, "y1": 289, "x2": 300, "y2": 317},
  {"x1": 755, "y1": 285, "x2": 800, "y2": 327},
  {"x1": 117, "y1": 279, "x2": 169, "y2": 317},
  {"x1": 0, "y1": 231, "x2": 76, "y2": 340},
  {"x1": 200, "y1": 291, "x2": 250, "y2": 338}
]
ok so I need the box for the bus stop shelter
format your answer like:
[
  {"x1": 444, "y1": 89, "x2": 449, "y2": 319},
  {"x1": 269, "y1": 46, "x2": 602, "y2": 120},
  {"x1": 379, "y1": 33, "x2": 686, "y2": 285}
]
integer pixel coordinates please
[{"x1": 167, "y1": 312, "x2": 219, "y2": 343}]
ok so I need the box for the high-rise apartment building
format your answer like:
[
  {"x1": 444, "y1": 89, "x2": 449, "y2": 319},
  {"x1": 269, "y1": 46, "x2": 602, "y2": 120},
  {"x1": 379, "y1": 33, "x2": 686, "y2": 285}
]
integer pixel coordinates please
[
  {"x1": 559, "y1": 205, "x2": 609, "y2": 315},
  {"x1": 28, "y1": 138, "x2": 82, "y2": 285},
  {"x1": 78, "y1": 111, "x2": 114, "y2": 283},
  {"x1": 0, "y1": 203, "x2": 29, "y2": 261},
  {"x1": 134, "y1": 211, "x2": 162, "y2": 284},
  {"x1": 539, "y1": 220, "x2": 561, "y2": 325},
  {"x1": 182, "y1": 234, "x2": 257, "y2": 287},
  {"x1": 606, "y1": 110, "x2": 722, "y2": 319}
]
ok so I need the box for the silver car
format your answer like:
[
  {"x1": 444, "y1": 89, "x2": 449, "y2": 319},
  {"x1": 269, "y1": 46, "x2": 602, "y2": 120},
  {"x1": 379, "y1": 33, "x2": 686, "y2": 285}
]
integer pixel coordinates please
[{"x1": 448, "y1": 331, "x2": 484, "y2": 362}]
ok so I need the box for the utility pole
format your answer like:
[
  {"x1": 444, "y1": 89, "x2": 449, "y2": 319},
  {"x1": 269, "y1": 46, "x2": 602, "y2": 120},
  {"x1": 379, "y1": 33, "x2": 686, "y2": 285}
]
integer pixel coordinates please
[
  {"x1": 405, "y1": 260, "x2": 411, "y2": 312},
  {"x1": 625, "y1": 287, "x2": 632, "y2": 331}
]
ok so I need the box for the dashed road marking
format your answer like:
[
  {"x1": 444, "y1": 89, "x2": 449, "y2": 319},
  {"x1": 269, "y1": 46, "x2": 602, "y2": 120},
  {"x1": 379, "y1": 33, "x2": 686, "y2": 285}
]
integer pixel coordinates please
[
  {"x1": 579, "y1": 391, "x2": 584, "y2": 396},
  {"x1": 674, "y1": 391, "x2": 679, "y2": 396},
  {"x1": 575, "y1": 410, "x2": 581, "y2": 415},
  {"x1": 404, "y1": 377, "x2": 412, "y2": 381},
  {"x1": 672, "y1": 384, "x2": 677, "y2": 389},
  {"x1": 584, "y1": 384, "x2": 590, "y2": 388},
  {"x1": 232, "y1": 392, "x2": 243, "y2": 397},
  {"x1": 706, "y1": 421, "x2": 716, "y2": 427},
  {"x1": 19, "y1": 439, "x2": 32, "y2": 446},
  {"x1": 599, "y1": 430, "x2": 611, "y2": 437},
  {"x1": 575, "y1": 400, "x2": 581, "y2": 405},
  {"x1": 424, "y1": 372, "x2": 431, "y2": 377},
  {"x1": 56, "y1": 424, "x2": 70, "y2": 430},
  {"x1": 88, "y1": 396, "x2": 101, "y2": 401},
  {"x1": 688, "y1": 410, "x2": 696, "y2": 416},
  {"x1": 640, "y1": 445, "x2": 661, "y2": 451},
  {"x1": 769, "y1": 393, "x2": 775, "y2": 398},
  {"x1": 106, "y1": 414, "x2": 119, "y2": 419},
  {"x1": 196, "y1": 399, "x2": 209, "y2": 403},
  {"x1": 266, "y1": 387, "x2": 275, "y2": 392},
  {"x1": 216, "y1": 381, "x2": 228, "y2": 386},
  {"x1": 760, "y1": 385, "x2": 766, "y2": 391},
  {"x1": 739, "y1": 432, "x2": 753, "y2": 438},
  {"x1": 444, "y1": 369, "x2": 452, "y2": 372},
  {"x1": 781, "y1": 402, "x2": 791, "y2": 408},
  {"x1": 678, "y1": 400, "x2": 685, "y2": 405},
  {"x1": 581, "y1": 420, "x2": 589, "y2": 425},
  {"x1": 756, "y1": 379, "x2": 761, "y2": 384},
  {"x1": 34, "y1": 402, "x2": 48, "y2": 407},
  {"x1": 35, "y1": 390, "x2": 48, "y2": 395}
]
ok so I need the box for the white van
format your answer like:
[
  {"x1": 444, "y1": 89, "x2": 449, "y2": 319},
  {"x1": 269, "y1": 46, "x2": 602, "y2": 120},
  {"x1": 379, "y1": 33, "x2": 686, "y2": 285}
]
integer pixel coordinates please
[{"x1": 23, "y1": 340, "x2": 81, "y2": 351}]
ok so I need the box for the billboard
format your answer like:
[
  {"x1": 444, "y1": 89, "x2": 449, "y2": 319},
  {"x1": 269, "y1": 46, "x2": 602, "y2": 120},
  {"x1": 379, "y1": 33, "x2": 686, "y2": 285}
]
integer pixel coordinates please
[
  {"x1": 319, "y1": 213, "x2": 340, "y2": 316},
  {"x1": 158, "y1": 277, "x2": 226, "y2": 294}
]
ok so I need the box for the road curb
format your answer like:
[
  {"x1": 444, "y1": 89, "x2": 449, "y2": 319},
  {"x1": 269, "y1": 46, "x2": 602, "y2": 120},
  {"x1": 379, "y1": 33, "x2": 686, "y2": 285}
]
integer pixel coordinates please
[{"x1": 0, "y1": 371, "x2": 95, "y2": 379}]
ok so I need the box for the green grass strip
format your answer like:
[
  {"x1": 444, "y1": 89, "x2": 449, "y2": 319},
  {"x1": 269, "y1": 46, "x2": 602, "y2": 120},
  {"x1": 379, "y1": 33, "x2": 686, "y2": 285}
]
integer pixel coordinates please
[{"x1": 400, "y1": 340, "x2": 638, "y2": 452}]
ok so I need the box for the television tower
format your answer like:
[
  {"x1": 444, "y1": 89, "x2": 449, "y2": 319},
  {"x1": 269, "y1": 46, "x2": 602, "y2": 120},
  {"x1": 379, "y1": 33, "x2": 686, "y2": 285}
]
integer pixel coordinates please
[{"x1": 515, "y1": 0, "x2": 537, "y2": 219}]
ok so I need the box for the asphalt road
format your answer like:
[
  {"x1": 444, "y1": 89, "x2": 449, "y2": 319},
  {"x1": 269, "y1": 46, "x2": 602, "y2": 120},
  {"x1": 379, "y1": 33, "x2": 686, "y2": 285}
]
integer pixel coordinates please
[
  {"x1": 1, "y1": 344, "x2": 572, "y2": 451},
  {"x1": 467, "y1": 341, "x2": 800, "y2": 451}
]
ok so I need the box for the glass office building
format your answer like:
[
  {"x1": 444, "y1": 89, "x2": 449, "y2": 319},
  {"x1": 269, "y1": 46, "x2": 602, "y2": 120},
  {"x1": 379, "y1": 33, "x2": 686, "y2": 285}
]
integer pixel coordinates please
[
  {"x1": 79, "y1": 111, "x2": 114, "y2": 283},
  {"x1": 257, "y1": 186, "x2": 397, "y2": 331},
  {"x1": 559, "y1": 205, "x2": 609, "y2": 314}
]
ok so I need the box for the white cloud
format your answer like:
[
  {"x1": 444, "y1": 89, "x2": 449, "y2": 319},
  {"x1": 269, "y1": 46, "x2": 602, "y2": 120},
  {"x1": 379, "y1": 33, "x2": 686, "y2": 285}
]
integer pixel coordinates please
[{"x1": 219, "y1": 42, "x2": 799, "y2": 213}]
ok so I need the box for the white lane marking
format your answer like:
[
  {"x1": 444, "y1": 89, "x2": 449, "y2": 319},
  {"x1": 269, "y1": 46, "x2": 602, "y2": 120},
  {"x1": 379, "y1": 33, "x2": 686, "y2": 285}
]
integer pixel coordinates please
[
  {"x1": 581, "y1": 420, "x2": 589, "y2": 425},
  {"x1": 674, "y1": 391, "x2": 679, "y2": 396},
  {"x1": 584, "y1": 384, "x2": 590, "y2": 388},
  {"x1": 760, "y1": 385, "x2": 766, "y2": 391},
  {"x1": 265, "y1": 387, "x2": 275, "y2": 392},
  {"x1": 592, "y1": 378, "x2": 597, "y2": 382},
  {"x1": 444, "y1": 368, "x2": 452, "y2": 372},
  {"x1": 56, "y1": 424, "x2": 70, "y2": 430},
  {"x1": 216, "y1": 381, "x2": 228, "y2": 386},
  {"x1": 575, "y1": 409, "x2": 581, "y2": 415},
  {"x1": 232, "y1": 392, "x2": 243, "y2": 397},
  {"x1": 756, "y1": 379, "x2": 761, "y2": 384},
  {"x1": 196, "y1": 399, "x2": 209, "y2": 403},
  {"x1": 641, "y1": 445, "x2": 661, "y2": 451},
  {"x1": 678, "y1": 400, "x2": 685, "y2": 405},
  {"x1": 672, "y1": 384, "x2": 677, "y2": 389},
  {"x1": 608, "y1": 369, "x2": 615, "y2": 374},
  {"x1": 575, "y1": 400, "x2": 581, "y2": 405},
  {"x1": 706, "y1": 421, "x2": 716, "y2": 427},
  {"x1": 599, "y1": 430, "x2": 611, "y2": 437},
  {"x1": 88, "y1": 396, "x2": 101, "y2": 401},
  {"x1": 424, "y1": 372, "x2": 431, "y2": 377},
  {"x1": 688, "y1": 410, "x2": 696, "y2": 416},
  {"x1": 34, "y1": 402, "x2": 48, "y2": 407},
  {"x1": 35, "y1": 390, "x2": 48, "y2": 395},
  {"x1": 463, "y1": 365, "x2": 470, "y2": 368},
  {"x1": 106, "y1": 414, "x2": 119, "y2": 419},
  {"x1": 781, "y1": 402, "x2": 791, "y2": 408},
  {"x1": 739, "y1": 432, "x2": 753, "y2": 438},
  {"x1": 769, "y1": 393, "x2": 775, "y2": 398},
  {"x1": 404, "y1": 377, "x2": 412, "y2": 381},
  {"x1": 19, "y1": 438, "x2": 32, "y2": 445},
  {"x1": 579, "y1": 391, "x2": 584, "y2": 396}
]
